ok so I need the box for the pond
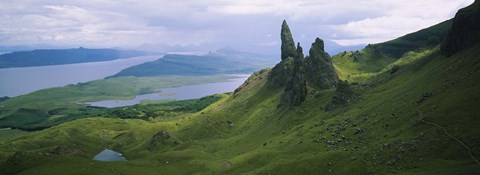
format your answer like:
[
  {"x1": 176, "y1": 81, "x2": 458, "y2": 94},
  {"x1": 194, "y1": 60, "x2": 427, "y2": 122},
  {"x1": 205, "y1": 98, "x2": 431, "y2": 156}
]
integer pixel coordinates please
[
  {"x1": 86, "y1": 75, "x2": 249, "y2": 108},
  {"x1": 92, "y1": 149, "x2": 127, "y2": 161}
]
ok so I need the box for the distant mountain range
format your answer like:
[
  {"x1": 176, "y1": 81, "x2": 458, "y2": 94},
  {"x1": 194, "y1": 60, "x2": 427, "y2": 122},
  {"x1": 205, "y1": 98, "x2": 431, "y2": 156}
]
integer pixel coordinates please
[
  {"x1": 0, "y1": 48, "x2": 157, "y2": 68},
  {"x1": 137, "y1": 40, "x2": 365, "y2": 56},
  {"x1": 110, "y1": 48, "x2": 277, "y2": 77}
]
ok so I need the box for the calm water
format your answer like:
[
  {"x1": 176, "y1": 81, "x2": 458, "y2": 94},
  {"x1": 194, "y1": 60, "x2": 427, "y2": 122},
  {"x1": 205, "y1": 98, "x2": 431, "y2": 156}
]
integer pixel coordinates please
[
  {"x1": 86, "y1": 75, "x2": 249, "y2": 108},
  {"x1": 0, "y1": 55, "x2": 161, "y2": 97},
  {"x1": 93, "y1": 149, "x2": 127, "y2": 161}
]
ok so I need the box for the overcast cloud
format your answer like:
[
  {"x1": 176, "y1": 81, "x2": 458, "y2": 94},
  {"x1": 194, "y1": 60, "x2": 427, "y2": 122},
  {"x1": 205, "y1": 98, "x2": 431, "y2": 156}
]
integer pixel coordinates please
[{"x1": 0, "y1": 0, "x2": 474, "y2": 54}]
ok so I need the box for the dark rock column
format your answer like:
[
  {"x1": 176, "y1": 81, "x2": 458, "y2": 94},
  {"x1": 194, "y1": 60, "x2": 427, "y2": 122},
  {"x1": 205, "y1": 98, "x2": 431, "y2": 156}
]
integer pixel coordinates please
[
  {"x1": 305, "y1": 38, "x2": 338, "y2": 89},
  {"x1": 281, "y1": 43, "x2": 308, "y2": 106}
]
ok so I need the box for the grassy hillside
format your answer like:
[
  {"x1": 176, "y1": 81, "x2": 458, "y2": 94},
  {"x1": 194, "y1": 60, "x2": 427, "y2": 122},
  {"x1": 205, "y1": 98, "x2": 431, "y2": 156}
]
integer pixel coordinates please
[
  {"x1": 1, "y1": 42, "x2": 479, "y2": 174},
  {"x1": 1, "y1": 3, "x2": 480, "y2": 174},
  {"x1": 0, "y1": 48, "x2": 155, "y2": 68}
]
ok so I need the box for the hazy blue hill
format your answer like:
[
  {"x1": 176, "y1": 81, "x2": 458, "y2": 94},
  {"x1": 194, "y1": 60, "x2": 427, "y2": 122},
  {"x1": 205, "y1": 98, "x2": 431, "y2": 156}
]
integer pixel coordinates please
[
  {"x1": 0, "y1": 48, "x2": 156, "y2": 68},
  {"x1": 111, "y1": 48, "x2": 275, "y2": 77},
  {"x1": 324, "y1": 40, "x2": 366, "y2": 55}
]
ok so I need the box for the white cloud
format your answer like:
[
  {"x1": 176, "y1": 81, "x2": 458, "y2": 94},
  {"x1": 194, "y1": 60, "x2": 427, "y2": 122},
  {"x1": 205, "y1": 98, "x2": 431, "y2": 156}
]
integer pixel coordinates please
[
  {"x1": 0, "y1": 0, "x2": 475, "y2": 51},
  {"x1": 329, "y1": 0, "x2": 474, "y2": 45}
]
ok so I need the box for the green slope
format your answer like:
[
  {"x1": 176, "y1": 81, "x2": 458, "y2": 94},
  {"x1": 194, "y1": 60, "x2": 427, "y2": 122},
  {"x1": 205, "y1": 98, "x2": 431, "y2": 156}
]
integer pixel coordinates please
[{"x1": 1, "y1": 43, "x2": 479, "y2": 174}]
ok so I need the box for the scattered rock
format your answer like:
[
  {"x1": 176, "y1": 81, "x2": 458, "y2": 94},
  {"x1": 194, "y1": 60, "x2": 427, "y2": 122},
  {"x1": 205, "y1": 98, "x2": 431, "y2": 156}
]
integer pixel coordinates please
[{"x1": 416, "y1": 92, "x2": 432, "y2": 104}]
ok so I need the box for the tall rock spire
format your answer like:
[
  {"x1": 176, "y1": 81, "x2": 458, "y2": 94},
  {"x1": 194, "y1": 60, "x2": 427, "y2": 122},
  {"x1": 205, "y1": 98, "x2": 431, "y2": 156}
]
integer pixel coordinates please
[
  {"x1": 305, "y1": 38, "x2": 338, "y2": 89},
  {"x1": 281, "y1": 20, "x2": 296, "y2": 60}
]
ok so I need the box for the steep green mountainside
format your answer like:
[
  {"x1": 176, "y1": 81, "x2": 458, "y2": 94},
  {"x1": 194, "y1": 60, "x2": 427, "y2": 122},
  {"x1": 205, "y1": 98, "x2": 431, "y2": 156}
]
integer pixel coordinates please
[
  {"x1": 1, "y1": 43, "x2": 479, "y2": 174},
  {"x1": 110, "y1": 49, "x2": 276, "y2": 78},
  {"x1": 333, "y1": 19, "x2": 453, "y2": 81},
  {"x1": 0, "y1": 48, "x2": 155, "y2": 68},
  {"x1": 1, "y1": 2, "x2": 480, "y2": 175}
]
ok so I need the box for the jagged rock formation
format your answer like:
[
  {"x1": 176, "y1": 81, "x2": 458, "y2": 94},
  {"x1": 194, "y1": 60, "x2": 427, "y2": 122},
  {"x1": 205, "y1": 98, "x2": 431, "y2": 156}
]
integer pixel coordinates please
[
  {"x1": 442, "y1": 0, "x2": 480, "y2": 56},
  {"x1": 270, "y1": 21, "x2": 339, "y2": 107},
  {"x1": 280, "y1": 43, "x2": 308, "y2": 107},
  {"x1": 281, "y1": 20, "x2": 296, "y2": 60},
  {"x1": 305, "y1": 38, "x2": 338, "y2": 89}
]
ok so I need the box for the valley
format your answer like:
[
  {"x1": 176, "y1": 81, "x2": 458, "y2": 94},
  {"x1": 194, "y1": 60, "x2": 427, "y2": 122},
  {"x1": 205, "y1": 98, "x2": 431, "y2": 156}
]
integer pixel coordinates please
[{"x1": 0, "y1": 1, "x2": 479, "y2": 175}]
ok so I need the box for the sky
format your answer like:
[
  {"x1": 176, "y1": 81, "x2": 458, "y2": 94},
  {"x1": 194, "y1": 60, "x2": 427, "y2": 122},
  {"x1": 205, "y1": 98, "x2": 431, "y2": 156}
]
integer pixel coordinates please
[{"x1": 0, "y1": 0, "x2": 474, "y2": 54}]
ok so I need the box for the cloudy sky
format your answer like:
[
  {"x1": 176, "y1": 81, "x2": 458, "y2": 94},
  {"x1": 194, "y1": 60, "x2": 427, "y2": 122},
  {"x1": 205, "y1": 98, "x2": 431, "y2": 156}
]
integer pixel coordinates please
[{"x1": 0, "y1": 0, "x2": 474, "y2": 54}]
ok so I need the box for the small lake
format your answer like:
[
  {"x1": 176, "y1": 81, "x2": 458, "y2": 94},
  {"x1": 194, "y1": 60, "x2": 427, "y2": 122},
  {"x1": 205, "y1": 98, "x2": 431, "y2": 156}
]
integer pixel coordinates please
[
  {"x1": 93, "y1": 149, "x2": 127, "y2": 161},
  {"x1": 86, "y1": 75, "x2": 249, "y2": 108},
  {"x1": 0, "y1": 55, "x2": 161, "y2": 97}
]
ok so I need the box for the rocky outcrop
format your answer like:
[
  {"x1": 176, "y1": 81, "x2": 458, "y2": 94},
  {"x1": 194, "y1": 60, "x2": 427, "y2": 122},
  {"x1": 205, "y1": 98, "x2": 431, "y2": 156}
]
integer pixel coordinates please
[
  {"x1": 325, "y1": 80, "x2": 354, "y2": 111},
  {"x1": 270, "y1": 20, "x2": 340, "y2": 107},
  {"x1": 148, "y1": 130, "x2": 171, "y2": 149},
  {"x1": 442, "y1": 1, "x2": 480, "y2": 56},
  {"x1": 305, "y1": 38, "x2": 338, "y2": 89},
  {"x1": 281, "y1": 20, "x2": 296, "y2": 60}
]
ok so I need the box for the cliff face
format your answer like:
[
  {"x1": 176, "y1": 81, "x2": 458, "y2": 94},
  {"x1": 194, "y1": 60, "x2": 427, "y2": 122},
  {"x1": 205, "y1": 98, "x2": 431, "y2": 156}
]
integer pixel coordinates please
[
  {"x1": 270, "y1": 21, "x2": 339, "y2": 107},
  {"x1": 442, "y1": 1, "x2": 480, "y2": 56}
]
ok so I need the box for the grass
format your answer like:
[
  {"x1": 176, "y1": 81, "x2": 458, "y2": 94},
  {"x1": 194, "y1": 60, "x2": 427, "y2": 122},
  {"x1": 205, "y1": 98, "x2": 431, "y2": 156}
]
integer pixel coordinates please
[
  {"x1": 1, "y1": 43, "x2": 479, "y2": 174},
  {"x1": 1, "y1": 20, "x2": 480, "y2": 175}
]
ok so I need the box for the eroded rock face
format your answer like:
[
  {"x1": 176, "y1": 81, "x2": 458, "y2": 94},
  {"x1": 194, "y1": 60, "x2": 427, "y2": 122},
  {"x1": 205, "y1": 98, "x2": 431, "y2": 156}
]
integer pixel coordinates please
[
  {"x1": 305, "y1": 38, "x2": 338, "y2": 89},
  {"x1": 442, "y1": 1, "x2": 480, "y2": 56}
]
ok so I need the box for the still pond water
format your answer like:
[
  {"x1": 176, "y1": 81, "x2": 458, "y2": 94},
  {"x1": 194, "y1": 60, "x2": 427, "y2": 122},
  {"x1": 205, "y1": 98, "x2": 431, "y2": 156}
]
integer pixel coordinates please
[{"x1": 93, "y1": 149, "x2": 127, "y2": 161}]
